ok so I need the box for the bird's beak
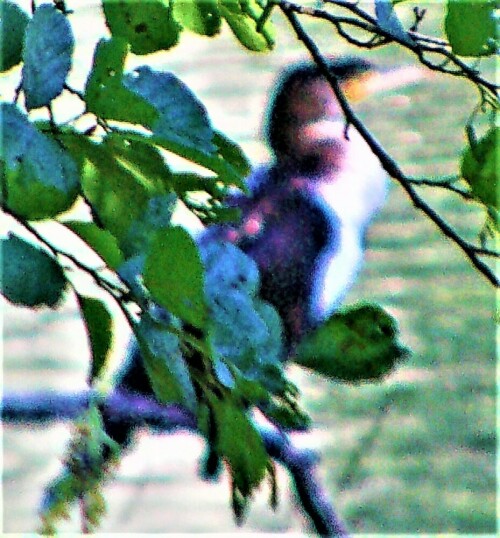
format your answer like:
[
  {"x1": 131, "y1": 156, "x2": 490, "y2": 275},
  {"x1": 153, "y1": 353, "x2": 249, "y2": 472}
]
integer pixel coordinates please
[{"x1": 343, "y1": 64, "x2": 430, "y2": 102}]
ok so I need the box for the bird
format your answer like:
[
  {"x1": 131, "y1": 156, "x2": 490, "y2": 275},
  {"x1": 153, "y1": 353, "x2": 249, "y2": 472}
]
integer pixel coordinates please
[{"x1": 200, "y1": 56, "x2": 389, "y2": 346}]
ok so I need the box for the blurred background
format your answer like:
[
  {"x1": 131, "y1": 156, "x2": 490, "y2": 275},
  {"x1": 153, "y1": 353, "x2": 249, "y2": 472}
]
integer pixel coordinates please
[{"x1": 2, "y1": 1, "x2": 496, "y2": 534}]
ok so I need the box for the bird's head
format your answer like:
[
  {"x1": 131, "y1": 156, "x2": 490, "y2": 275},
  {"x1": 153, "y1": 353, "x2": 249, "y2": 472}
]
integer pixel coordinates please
[{"x1": 265, "y1": 56, "x2": 373, "y2": 175}]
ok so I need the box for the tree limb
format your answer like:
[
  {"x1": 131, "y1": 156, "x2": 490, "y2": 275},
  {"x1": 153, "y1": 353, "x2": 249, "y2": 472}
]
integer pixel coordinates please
[{"x1": 2, "y1": 389, "x2": 349, "y2": 537}]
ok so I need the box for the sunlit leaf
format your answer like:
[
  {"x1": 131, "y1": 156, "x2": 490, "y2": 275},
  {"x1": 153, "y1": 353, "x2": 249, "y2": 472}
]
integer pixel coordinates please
[
  {"x1": 103, "y1": 0, "x2": 181, "y2": 54},
  {"x1": 0, "y1": 103, "x2": 79, "y2": 220},
  {"x1": 445, "y1": 0, "x2": 498, "y2": 57},
  {"x1": 461, "y1": 126, "x2": 499, "y2": 209},
  {"x1": 220, "y1": 0, "x2": 275, "y2": 52},
  {"x1": 77, "y1": 294, "x2": 113, "y2": 383},
  {"x1": 74, "y1": 134, "x2": 173, "y2": 257},
  {"x1": 0, "y1": 1, "x2": 30, "y2": 72},
  {"x1": 172, "y1": 0, "x2": 221, "y2": 36},
  {"x1": 144, "y1": 226, "x2": 208, "y2": 329},
  {"x1": 84, "y1": 37, "x2": 158, "y2": 125},
  {"x1": 21, "y1": 4, "x2": 74, "y2": 109},
  {"x1": 0, "y1": 233, "x2": 67, "y2": 308}
]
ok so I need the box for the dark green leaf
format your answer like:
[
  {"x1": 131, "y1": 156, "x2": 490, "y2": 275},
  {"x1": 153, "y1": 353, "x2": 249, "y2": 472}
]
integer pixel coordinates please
[
  {"x1": 84, "y1": 37, "x2": 158, "y2": 125},
  {"x1": 461, "y1": 126, "x2": 499, "y2": 208},
  {"x1": 21, "y1": 4, "x2": 74, "y2": 110},
  {"x1": 0, "y1": 103, "x2": 79, "y2": 220},
  {"x1": 172, "y1": 0, "x2": 221, "y2": 36},
  {"x1": 220, "y1": 0, "x2": 275, "y2": 52},
  {"x1": 375, "y1": 0, "x2": 414, "y2": 46},
  {"x1": 0, "y1": 233, "x2": 67, "y2": 308},
  {"x1": 62, "y1": 221, "x2": 124, "y2": 270},
  {"x1": 210, "y1": 395, "x2": 268, "y2": 498},
  {"x1": 293, "y1": 303, "x2": 409, "y2": 382},
  {"x1": 445, "y1": 0, "x2": 498, "y2": 57},
  {"x1": 0, "y1": 1, "x2": 30, "y2": 72},
  {"x1": 103, "y1": 0, "x2": 181, "y2": 54},
  {"x1": 77, "y1": 294, "x2": 113, "y2": 383},
  {"x1": 137, "y1": 313, "x2": 197, "y2": 410},
  {"x1": 144, "y1": 226, "x2": 207, "y2": 329},
  {"x1": 123, "y1": 66, "x2": 216, "y2": 155}
]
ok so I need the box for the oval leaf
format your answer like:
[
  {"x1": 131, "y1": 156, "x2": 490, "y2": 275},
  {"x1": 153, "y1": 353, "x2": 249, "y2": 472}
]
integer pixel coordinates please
[
  {"x1": 144, "y1": 226, "x2": 207, "y2": 329},
  {"x1": 123, "y1": 66, "x2": 216, "y2": 155},
  {"x1": 103, "y1": 0, "x2": 181, "y2": 54},
  {"x1": 77, "y1": 294, "x2": 113, "y2": 383},
  {"x1": 0, "y1": 233, "x2": 67, "y2": 308},
  {"x1": 1, "y1": 1, "x2": 30, "y2": 72},
  {"x1": 1, "y1": 103, "x2": 79, "y2": 220},
  {"x1": 293, "y1": 303, "x2": 409, "y2": 382},
  {"x1": 21, "y1": 4, "x2": 74, "y2": 110},
  {"x1": 445, "y1": 0, "x2": 498, "y2": 57}
]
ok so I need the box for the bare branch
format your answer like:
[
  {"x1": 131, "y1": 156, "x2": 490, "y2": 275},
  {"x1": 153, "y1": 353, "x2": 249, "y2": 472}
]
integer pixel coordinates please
[{"x1": 2, "y1": 389, "x2": 349, "y2": 537}]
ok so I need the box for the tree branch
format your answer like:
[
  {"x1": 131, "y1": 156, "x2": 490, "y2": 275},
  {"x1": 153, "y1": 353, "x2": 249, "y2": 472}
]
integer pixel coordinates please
[
  {"x1": 2, "y1": 389, "x2": 349, "y2": 537},
  {"x1": 279, "y1": 2, "x2": 499, "y2": 287}
]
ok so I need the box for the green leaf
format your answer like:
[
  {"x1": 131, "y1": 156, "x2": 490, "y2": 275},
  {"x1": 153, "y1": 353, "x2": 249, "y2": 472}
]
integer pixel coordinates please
[
  {"x1": 84, "y1": 37, "x2": 158, "y2": 125},
  {"x1": 461, "y1": 126, "x2": 499, "y2": 209},
  {"x1": 21, "y1": 4, "x2": 74, "y2": 110},
  {"x1": 62, "y1": 221, "x2": 124, "y2": 270},
  {"x1": 73, "y1": 134, "x2": 173, "y2": 257},
  {"x1": 210, "y1": 395, "x2": 268, "y2": 498},
  {"x1": 123, "y1": 66, "x2": 216, "y2": 155},
  {"x1": 172, "y1": 0, "x2": 221, "y2": 36},
  {"x1": 0, "y1": 103, "x2": 79, "y2": 220},
  {"x1": 445, "y1": 0, "x2": 498, "y2": 57},
  {"x1": 220, "y1": 0, "x2": 275, "y2": 52},
  {"x1": 77, "y1": 294, "x2": 113, "y2": 383},
  {"x1": 0, "y1": 233, "x2": 67, "y2": 308},
  {"x1": 103, "y1": 0, "x2": 181, "y2": 54},
  {"x1": 137, "y1": 312, "x2": 197, "y2": 410},
  {"x1": 0, "y1": 1, "x2": 30, "y2": 72},
  {"x1": 213, "y1": 131, "x2": 251, "y2": 179},
  {"x1": 293, "y1": 303, "x2": 409, "y2": 383},
  {"x1": 144, "y1": 226, "x2": 207, "y2": 329}
]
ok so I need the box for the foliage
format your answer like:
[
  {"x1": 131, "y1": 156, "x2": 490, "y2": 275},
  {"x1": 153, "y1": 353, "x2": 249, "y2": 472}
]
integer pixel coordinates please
[{"x1": 0, "y1": 0, "x2": 497, "y2": 534}]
